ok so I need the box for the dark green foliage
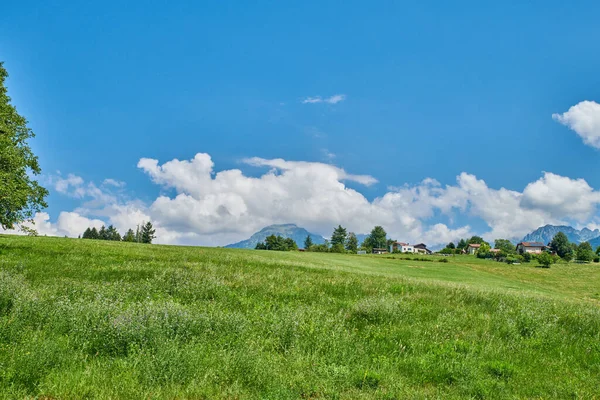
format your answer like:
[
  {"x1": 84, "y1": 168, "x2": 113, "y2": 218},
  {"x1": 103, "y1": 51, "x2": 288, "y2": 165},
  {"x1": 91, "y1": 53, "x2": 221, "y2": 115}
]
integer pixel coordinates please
[
  {"x1": 330, "y1": 225, "x2": 347, "y2": 249},
  {"x1": 141, "y1": 221, "x2": 156, "y2": 244},
  {"x1": 537, "y1": 252, "x2": 555, "y2": 268},
  {"x1": 577, "y1": 242, "x2": 595, "y2": 262},
  {"x1": 447, "y1": 242, "x2": 456, "y2": 249},
  {"x1": 303, "y1": 235, "x2": 313, "y2": 250},
  {"x1": 256, "y1": 234, "x2": 297, "y2": 251},
  {"x1": 494, "y1": 239, "x2": 516, "y2": 255},
  {"x1": 0, "y1": 63, "x2": 48, "y2": 230},
  {"x1": 122, "y1": 229, "x2": 136, "y2": 242},
  {"x1": 467, "y1": 236, "x2": 486, "y2": 245},
  {"x1": 89, "y1": 227, "x2": 99, "y2": 239},
  {"x1": 364, "y1": 226, "x2": 387, "y2": 250},
  {"x1": 457, "y1": 238, "x2": 467, "y2": 250},
  {"x1": 550, "y1": 232, "x2": 573, "y2": 260},
  {"x1": 346, "y1": 232, "x2": 358, "y2": 253}
]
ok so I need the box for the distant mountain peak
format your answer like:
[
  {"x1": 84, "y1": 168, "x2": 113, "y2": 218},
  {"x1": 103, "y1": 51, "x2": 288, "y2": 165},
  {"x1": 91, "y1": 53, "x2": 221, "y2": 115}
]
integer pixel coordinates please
[
  {"x1": 225, "y1": 223, "x2": 325, "y2": 249},
  {"x1": 522, "y1": 225, "x2": 600, "y2": 246}
]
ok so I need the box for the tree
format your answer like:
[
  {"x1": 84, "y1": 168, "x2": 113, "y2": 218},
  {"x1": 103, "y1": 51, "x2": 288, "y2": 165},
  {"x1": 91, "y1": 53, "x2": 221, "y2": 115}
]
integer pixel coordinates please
[
  {"x1": 106, "y1": 225, "x2": 121, "y2": 241},
  {"x1": 467, "y1": 236, "x2": 486, "y2": 245},
  {"x1": 284, "y1": 237, "x2": 298, "y2": 251},
  {"x1": 550, "y1": 232, "x2": 573, "y2": 260},
  {"x1": 596, "y1": 246, "x2": 600, "y2": 256},
  {"x1": 476, "y1": 243, "x2": 492, "y2": 259},
  {"x1": 447, "y1": 242, "x2": 456, "y2": 249},
  {"x1": 364, "y1": 226, "x2": 387, "y2": 250},
  {"x1": 457, "y1": 239, "x2": 467, "y2": 250},
  {"x1": 537, "y1": 252, "x2": 555, "y2": 268},
  {"x1": 89, "y1": 227, "x2": 99, "y2": 239},
  {"x1": 494, "y1": 239, "x2": 516, "y2": 255},
  {"x1": 0, "y1": 63, "x2": 49, "y2": 230},
  {"x1": 141, "y1": 221, "x2": 156, "y2": 244},
  {"x1": 577, "y1": 242, "x2": 594, "y2": 262},
  {"x1": 82, "y1": 227, "x2": 92, "y2": 239},
  {"x1": 255, "y1": 241, "x2": 267, "y2": 250},
  {"x1": 303, "y1": 235, "x2": 313, "y2": 250},
  {"x1": 346, "y1": 232, "x2": 359, "y2": 253},
  {"x1": 330, "y1": 225, "x2": 347, "y2": 248},
  {"x1": 98, "y1": 226, "x2": 108, "y2": 240},
  {"x1": 123, "y1": 229, "x2": 136, "y2": 242}
]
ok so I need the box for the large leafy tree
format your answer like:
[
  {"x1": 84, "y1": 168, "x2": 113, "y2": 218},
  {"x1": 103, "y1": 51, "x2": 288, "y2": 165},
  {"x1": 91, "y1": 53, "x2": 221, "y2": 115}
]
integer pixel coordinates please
[
  {"x1": 365, "y1": 226, "x2": 387, "y2": 250},
  {"x1": 467, "y1": 236, "x2": 486, "y2": 245},
  {"x1": 576, "y1": 242, "x2": 594, "y2": 262},
  {"x1": 550, "y1": 232, "x2": 573, "y2": 260},
  {"x1": 0, "y1": 62, "x2": 48, "y2": 229},
  {"x1": 494, "y1": 239, "x2": 516, "y2": 254}
]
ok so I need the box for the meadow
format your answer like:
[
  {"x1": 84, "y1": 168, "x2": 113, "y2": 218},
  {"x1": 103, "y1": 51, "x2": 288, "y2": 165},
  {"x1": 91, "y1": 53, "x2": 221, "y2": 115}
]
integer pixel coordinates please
[{"x1": 0, "y1": 235, "x2": 599, "y2": 399}]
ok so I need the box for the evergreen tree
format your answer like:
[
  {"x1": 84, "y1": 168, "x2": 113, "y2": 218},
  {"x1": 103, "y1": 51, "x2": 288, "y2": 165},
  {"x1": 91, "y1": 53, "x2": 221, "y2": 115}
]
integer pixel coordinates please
[
  {"x1": 106, "y1": 225, "x2": 121, "y2": 241},
  {"x1": 346, "y1": 232, "x2": 358, "y2": 253},
  {"x1": 82, "y1": 227, "x2": 92, "y2": 239},
  {"x1": 303, "y1": 235, "x2": 313, "y2": 250},
  {"x1": 122, "y1": 229, "x2": 136, "y2": 242},
  {"x1": 141, "y1": 221, "x2": 156, "y2": 244},
  {"x1": 135, "y1": 224, "x2": 141, "y2": 243},
  {"x1": 0, "y1": 63, "x2": 49, "y2": 230},
  {"x1": 330, "y1": 225, "x2": 347, "y2": 248},
  {"x1": 98, "y1": 225, "x2": 108, "y2": 240},
  {"x1": 255, "y1": 242, "x2": 267, "y2": 250},
  {"x1": 457, "y1": 239, "x2": 467, "y2": 250},
  {"x1": 89, "y1": 227, "x2": 99, "y2": 239}
]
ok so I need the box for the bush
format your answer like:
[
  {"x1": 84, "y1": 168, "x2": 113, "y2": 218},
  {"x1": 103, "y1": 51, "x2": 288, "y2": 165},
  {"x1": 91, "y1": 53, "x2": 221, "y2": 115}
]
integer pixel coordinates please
[
  {"x1": 593, "y1": 257, "x2": 599, "y2": 263},
  {"x1": 522, "y1": 253, "x2": 533, "y2": 263}
]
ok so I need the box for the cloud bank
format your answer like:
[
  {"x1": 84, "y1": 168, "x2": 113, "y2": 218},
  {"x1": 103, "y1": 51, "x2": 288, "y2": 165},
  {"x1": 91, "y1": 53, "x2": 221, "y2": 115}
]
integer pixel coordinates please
[{"x1": 8, "y1": 152, "x2": 600, "y2": 248}]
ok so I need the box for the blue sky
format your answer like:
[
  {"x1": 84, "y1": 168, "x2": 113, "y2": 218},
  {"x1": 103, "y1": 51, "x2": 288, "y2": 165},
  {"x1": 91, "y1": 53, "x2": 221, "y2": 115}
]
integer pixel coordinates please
[{"x1": 2, "y1": 1, "x2": 600, "y2": 246}]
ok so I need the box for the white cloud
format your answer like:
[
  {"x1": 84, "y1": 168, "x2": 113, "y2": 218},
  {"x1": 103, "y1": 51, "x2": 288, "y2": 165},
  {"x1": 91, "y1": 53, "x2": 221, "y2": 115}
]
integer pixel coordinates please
[
  {"x1": 553, "y1": 100, "x2": 600, "y2": 149},
  {"x1": 521, "y1": 172, "x2": 600, "y2": 221},
  {"x1": 325, "y1": 94, "x2": 346, "y2": 104},
  {"x1": 53, "y1": 174, "x2": 84, "y2": 194},
  {"x1": 103, "y1": 178, "x2": 126, "y2": 188},
  {"x1": 302, "y1": 96, "x2": 323, "y2": 104},
  {"x1": 302, "y1": 94, "x2": 346, "y2": 105},
  {"x1": 7, "y1": 152, "x2": 600, "y2": 248}
]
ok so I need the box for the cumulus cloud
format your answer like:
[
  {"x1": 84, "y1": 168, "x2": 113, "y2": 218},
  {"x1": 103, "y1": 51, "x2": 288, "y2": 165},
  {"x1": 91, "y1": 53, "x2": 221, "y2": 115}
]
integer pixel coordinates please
[
  {"x1": 553, "y1": 100, "x2": 600, "y2": 149},
  {"x1": 53, "y1": 173, "x2": 84, "y2": 194},
  {"x1": 302, "y1": 94, "x2": 346, "y2": 104},
  {"x1": 7, "y1": 152, "x2": 600, "y2": 247}
]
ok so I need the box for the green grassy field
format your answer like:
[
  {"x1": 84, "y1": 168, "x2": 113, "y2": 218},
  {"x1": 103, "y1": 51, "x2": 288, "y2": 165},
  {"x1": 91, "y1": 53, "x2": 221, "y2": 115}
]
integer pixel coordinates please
[{"x1": 1, "y1": 235, "x2": 599, "y2": 399}]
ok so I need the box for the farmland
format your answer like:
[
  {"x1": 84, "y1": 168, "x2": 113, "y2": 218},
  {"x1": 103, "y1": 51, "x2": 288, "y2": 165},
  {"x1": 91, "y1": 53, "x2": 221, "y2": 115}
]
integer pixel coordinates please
[{"x1": 1, "y1": 235, "x2": 599, "y2": 399}]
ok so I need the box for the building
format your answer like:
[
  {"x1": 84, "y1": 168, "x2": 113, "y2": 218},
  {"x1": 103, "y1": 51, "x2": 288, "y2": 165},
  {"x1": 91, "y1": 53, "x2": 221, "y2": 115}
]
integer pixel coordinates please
[
  {"x1": 413, "y1": 243, "x2": 432, "y2": 255},
  {"x1": 465, "y1": 243, "x2": 480, "y2": 255},
  {"x1": 389, "y1": 242, "x2": 415, "y2": 253},
  {"x1": 372, "y1": 248, "x2": 388, "y2": 254},
  {"x1": 516, "y1": 242, "x2": 545, "y2": 254}
]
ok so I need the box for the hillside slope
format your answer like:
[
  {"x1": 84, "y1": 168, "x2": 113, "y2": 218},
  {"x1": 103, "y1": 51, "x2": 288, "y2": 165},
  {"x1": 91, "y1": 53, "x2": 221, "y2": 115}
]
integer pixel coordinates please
[{"x1": 1, "y1": 235, "x2": 599, "y2": 399}]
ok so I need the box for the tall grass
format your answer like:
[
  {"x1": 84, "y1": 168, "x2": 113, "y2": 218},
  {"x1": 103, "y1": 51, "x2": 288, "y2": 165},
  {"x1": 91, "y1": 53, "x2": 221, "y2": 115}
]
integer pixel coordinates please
[{"x1": 0, "y1": 236, "x2": 599, "y2": 398}]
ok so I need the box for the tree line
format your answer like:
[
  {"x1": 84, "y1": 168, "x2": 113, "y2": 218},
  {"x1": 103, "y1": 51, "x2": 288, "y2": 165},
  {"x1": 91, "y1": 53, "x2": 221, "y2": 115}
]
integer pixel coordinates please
[
  {"x1": 256, "y1": 225, "x2": 389, "y2": 254},
  {"x1": 82, "y1": 221, "x2": 156, "y2": 244}
]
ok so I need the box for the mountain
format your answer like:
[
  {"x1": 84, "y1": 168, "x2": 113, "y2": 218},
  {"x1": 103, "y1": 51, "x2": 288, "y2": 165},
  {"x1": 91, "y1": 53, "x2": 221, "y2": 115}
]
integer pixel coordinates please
[
  {"x1": 522, "y1": 225, "x2": 600, "y2": 245},
  {"x1": 225, "y1": 223, "x2": 326, "y2": 249},
  {"x1": 590, "y1": 236, "x2": 600, "y2": 250}
]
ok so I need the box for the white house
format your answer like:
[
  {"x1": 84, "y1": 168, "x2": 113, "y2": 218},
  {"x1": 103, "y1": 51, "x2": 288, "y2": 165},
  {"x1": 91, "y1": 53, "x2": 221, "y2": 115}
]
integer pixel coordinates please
[
  {"x1": 465, "y1": 243, "x2": 480, "y2": 255},
  {"x1": 390, "y1": 242, "x2": 415, "y2": 253},
  {"x1": 516, "y1": 242, "x2": 545, "y2": 254}
]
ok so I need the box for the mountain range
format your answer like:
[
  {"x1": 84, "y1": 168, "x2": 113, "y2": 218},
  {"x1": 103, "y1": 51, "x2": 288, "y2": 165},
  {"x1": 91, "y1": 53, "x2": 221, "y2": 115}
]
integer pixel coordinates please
[{"x1": 521, "y1": 225, "x2": 600, "y2": 248}]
